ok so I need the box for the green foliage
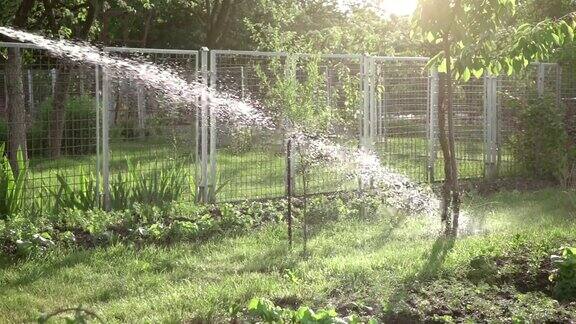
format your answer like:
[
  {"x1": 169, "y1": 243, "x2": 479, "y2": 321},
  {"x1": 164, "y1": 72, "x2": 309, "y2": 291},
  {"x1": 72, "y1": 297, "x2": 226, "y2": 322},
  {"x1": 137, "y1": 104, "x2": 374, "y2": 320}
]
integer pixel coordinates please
[
  {"x1": 244, "y1": 297, "x2": 371, "y2": 324},
  {"x1": 28, "y1": 96, "x2": 97, "y2": 157},
  {"x1": 256, "y1": 55, "x2": 333, "y2": 133},
  {"x1": 550, "y1": 246, "x2": 576, "y2": 300},
  {"x1": 0, "y1": 144, "x2": 28, "y2": 221},
  {"x1": 508, "y1": 93, "x2": 569, "y2": 180},
  {"x1": 48, "y1": 170, "x2": 99, "y2": 212},
  {"x1": 130, "y1": 159, "x2": 187, "y2": 206},
  {"x1": 110, "y1": 157, "x2": 189, "y2": 209},
  {"x1": 414, "y1": 0, "x2": 575, "y2": 80},
  {"x1": 0, "y1": 197, "x2": 287, "y2": 258}
]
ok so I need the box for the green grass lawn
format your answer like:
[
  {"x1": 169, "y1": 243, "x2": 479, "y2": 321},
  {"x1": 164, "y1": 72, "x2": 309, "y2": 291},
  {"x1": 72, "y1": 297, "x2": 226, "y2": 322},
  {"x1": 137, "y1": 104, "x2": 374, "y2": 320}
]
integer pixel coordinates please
[{"x1": 1, "y1": 188, "x2": 574, "y2": 322}]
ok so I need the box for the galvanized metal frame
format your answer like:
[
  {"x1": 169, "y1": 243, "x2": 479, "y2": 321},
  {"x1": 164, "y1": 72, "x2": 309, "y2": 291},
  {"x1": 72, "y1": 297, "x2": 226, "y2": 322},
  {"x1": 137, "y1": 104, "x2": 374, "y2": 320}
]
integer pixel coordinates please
[
  {"x1": 208, "y1": 49, "x2": 218, "y2": 202},
  {"x1": 197, "y1": 48, "x2": 210, "y2": 202},
  {"x1": 484, "y1": 73, "x2": 498, "y2": 178},
  {"x1": 428, "y1": 68, "x2": 439, "y2": 182},
  {"x1": 95, "y1": 65, "x2": 101, "y2": 208},
  {"x1": 0, "y1": 42, "x2": 567, "y2": 207},
  {"x1": 101, "y1": 67, "x2": 111, "y2": 209}
]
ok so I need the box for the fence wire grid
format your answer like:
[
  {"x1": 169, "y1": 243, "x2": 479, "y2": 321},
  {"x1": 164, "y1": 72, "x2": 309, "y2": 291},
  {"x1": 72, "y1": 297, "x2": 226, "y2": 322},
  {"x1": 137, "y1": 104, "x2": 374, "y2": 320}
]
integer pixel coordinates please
[{"x1": 0, "y1": 43, "x2": 569, "y2": 212}]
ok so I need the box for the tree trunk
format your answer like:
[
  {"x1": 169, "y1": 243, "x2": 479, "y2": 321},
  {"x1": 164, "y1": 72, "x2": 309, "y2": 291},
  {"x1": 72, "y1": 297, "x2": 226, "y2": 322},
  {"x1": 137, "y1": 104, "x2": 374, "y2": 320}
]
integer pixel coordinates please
[
  {"x1": 5, "y1": 47, "x2": 28, "y2": 175},
  {"x1": 436, "y1": 36, "x2": 463, "y2": 236},
  {"x1": 438, "y1": 71, "x2": 453, "y2": 234},
  {"x1": 443, "y1": 38, "x2": 461, "y2": 236},
  {"x1": 48, "y1": 65, "x2": 72, "y2": 158}
]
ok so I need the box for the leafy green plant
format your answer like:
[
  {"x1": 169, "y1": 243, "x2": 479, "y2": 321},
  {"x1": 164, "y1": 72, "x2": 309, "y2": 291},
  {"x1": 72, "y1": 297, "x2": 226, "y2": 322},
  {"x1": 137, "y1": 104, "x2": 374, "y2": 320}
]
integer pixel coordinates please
[
  {"x1": 129, "y1": 159, "x2": 188, "y2": 206},
  {"x1": 550, "y1": 246, "x2": 576, "y2": 300},
  {"x1": 47, "y1": 169, "x2": 99, "y2": 212},
  {"x1": 0, "y1": 144, "x2": 28, "y2": 221},
  {"x1": 110, "y1": 157, "x2": 189, "y2": 209},
  {"x1": 244, "y1": 297, "x2": 376, "y2": 323},
  {"x1": 508, "y1": 93, "x2": 569, "y2": 180},
  {"x1": 110, "y1": 171, "x2": 132, "y2": 211}
]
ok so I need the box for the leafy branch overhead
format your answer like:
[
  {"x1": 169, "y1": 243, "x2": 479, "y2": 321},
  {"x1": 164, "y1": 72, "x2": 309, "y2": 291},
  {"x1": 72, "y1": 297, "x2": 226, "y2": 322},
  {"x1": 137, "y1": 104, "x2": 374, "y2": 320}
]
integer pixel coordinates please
[{"x1": 414, "y1": 0, "x2": 576, "y2": 80}]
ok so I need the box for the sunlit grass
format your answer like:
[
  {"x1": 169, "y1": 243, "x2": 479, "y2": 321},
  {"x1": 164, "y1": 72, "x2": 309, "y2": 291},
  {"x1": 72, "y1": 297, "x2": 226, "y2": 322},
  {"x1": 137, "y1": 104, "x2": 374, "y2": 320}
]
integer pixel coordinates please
[{"x1": 0, "y1": 188, "x2": 573, "y2": 322}]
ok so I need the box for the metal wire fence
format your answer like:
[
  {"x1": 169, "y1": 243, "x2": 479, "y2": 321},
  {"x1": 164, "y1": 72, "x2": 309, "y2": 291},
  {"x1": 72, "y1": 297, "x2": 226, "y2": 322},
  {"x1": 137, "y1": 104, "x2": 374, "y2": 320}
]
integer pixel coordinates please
[
  {"x1": 1, "y1": 44, "x2": 97, "y2": 214},
  {"x1": 0, "y1": 43, "x2": 565, "y2": 212},
  {"x1": 102, "y1": 47, "x2": 198, "y2": 208}
]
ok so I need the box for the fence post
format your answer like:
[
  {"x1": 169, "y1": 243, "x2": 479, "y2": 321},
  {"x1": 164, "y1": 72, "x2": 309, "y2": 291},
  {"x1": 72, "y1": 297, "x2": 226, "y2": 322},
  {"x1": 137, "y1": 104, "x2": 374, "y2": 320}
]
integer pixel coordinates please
[
  {"x1": 360, "y1": 55, "x2": 370, "y2": 151},
  {"x1": 95, "y1": 65, "x2": 101, "y2": 208},
  {"x1": 377, "y1": 64, "x2": 386, "y2": 145},
  {"x1": 51, "y1": 68, "x2": 56, "y2": 95},
  {"x1": 556, "y1": 64, "x2": 562, "y2": 108},
  {"x1": 136, "y1": 82, "x2": 146, "y2": 138},
  {"x1": 285, "y1": 138, "x2": 294, "y2": 249},
  {"x1": 359, "y1": 55, "x2": 373, "y2": 193},
  {"x1": 27, "y1": 69, "x2": 34, "y2": 115},
  {"x1": 428, "y1": 68, "x2": 439, "y2": 182},
  {"x1": 326, "y1": 67, "x2": 332, "y2": 108},
  {"x1": 101, "y1": 67, "x2": 111, "y2": 210},
  {"x1": 208, "y1": 50, "x2": 218, "y2": 202},
  {"x1": 484, "y1": 73, "x2": 498, "y2": 179},
  {"x1": 240, "y1": 66, "x2": 245, "y2": 99},
  {"x1": 3, "y1": 72, "x2": 7, "y2": 109},
  {"x1": 196, "y1": 48, "x2": 210, "y2": 203},
  {"x1": 537, "y1": 63, "x2": 545, "y2": 97},
  {"x1": 369, "y1": 57, "x2": 377, "y2": 149},
  {"x1": 79, "y1": 66, "x2": 85, "y2": 96}
]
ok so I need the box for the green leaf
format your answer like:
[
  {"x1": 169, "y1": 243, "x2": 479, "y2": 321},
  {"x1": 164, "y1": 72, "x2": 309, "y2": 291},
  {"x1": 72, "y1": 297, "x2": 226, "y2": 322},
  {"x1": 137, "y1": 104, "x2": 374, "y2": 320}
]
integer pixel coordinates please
[
  {"x1": 461, "y1": 67, "x2": 471, "y2": 82},
  {"x1": 472, "y1": 68, "x2": 484, "y2": 79}
]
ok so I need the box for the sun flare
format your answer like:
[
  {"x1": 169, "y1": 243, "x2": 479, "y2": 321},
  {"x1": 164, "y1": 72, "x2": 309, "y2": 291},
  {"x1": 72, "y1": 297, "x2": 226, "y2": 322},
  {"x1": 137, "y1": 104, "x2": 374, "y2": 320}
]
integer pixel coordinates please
[{"x1": 377, "y1": 0, "x2": 418, "y2": 16}]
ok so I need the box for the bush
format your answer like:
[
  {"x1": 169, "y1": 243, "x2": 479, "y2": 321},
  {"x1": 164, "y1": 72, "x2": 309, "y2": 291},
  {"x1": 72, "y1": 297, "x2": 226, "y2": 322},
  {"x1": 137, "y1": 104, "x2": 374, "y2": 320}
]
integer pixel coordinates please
[
  {"x1": 550, "y1": 246, "x2": 576, "y2": 301},
  {"x1": 28, "y1": 95, "x2": 97, "y2": 156},
  {"x1": 509, "y1": 93, "x2": 571, "y2": 180}
]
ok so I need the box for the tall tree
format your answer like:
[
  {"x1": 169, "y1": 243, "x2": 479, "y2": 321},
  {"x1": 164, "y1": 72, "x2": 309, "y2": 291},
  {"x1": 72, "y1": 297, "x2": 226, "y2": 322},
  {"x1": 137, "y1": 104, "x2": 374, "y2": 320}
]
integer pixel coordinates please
[
  {"x1": 39, "y1": 0, "x2": 97, "y2": 158},
  {"x1": 2, "y1": 0, "x2": 37, "y2": 174},
  {"x1": 414, "y1": 0, "x2": 576, "y2": 235},
  {"x1": 190, "y1": 0, "x2": 243, "y2": 48}
]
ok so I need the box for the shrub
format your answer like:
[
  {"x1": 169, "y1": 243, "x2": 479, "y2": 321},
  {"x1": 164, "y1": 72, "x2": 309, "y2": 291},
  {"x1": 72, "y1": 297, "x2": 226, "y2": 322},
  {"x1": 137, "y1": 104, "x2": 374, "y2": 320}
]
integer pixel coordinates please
[
  {"x1": 28, "y1": 95, "x2": 97, "y2": 156},
  {"x1": 550, "y1": 246, "x2": 576, "y2": 301},
  {"x1": 509, "y1": 93, "x2": 571, "y2": 180}
]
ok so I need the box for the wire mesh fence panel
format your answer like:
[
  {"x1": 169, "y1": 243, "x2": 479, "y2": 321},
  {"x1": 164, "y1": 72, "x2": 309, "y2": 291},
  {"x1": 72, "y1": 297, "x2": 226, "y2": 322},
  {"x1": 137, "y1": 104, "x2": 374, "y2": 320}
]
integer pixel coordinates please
[
  {"x1": 103, "y1": 48, "x2": 198, "y2": 209},
  {"x1": 497, "y1": 67, "x2": 537, "y2": 177},
  {"x1": 561, "y1": 64, "x2": 576, "y2": 149},
  {"x1": 1, "y1": 43, "x2": 98, "y2": 215},
  {"x1": 444, "y1": 78, "x2": 486, "y2": 180},
  {"x1": 372, "y1": 58, "x2": 429, "y2": 182},
  {"x1": 2, "y1": 42, "x2": 571, "y2": 215},
  {"x1": 292, "y1": 55, "x2": 362, "y2": 197},
  {"x1": 211, "y1": 51, "x2": 363, "y2": 201},
  {"x1": 211, "y1": 51, "x2": 287, "y2": 201}
]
